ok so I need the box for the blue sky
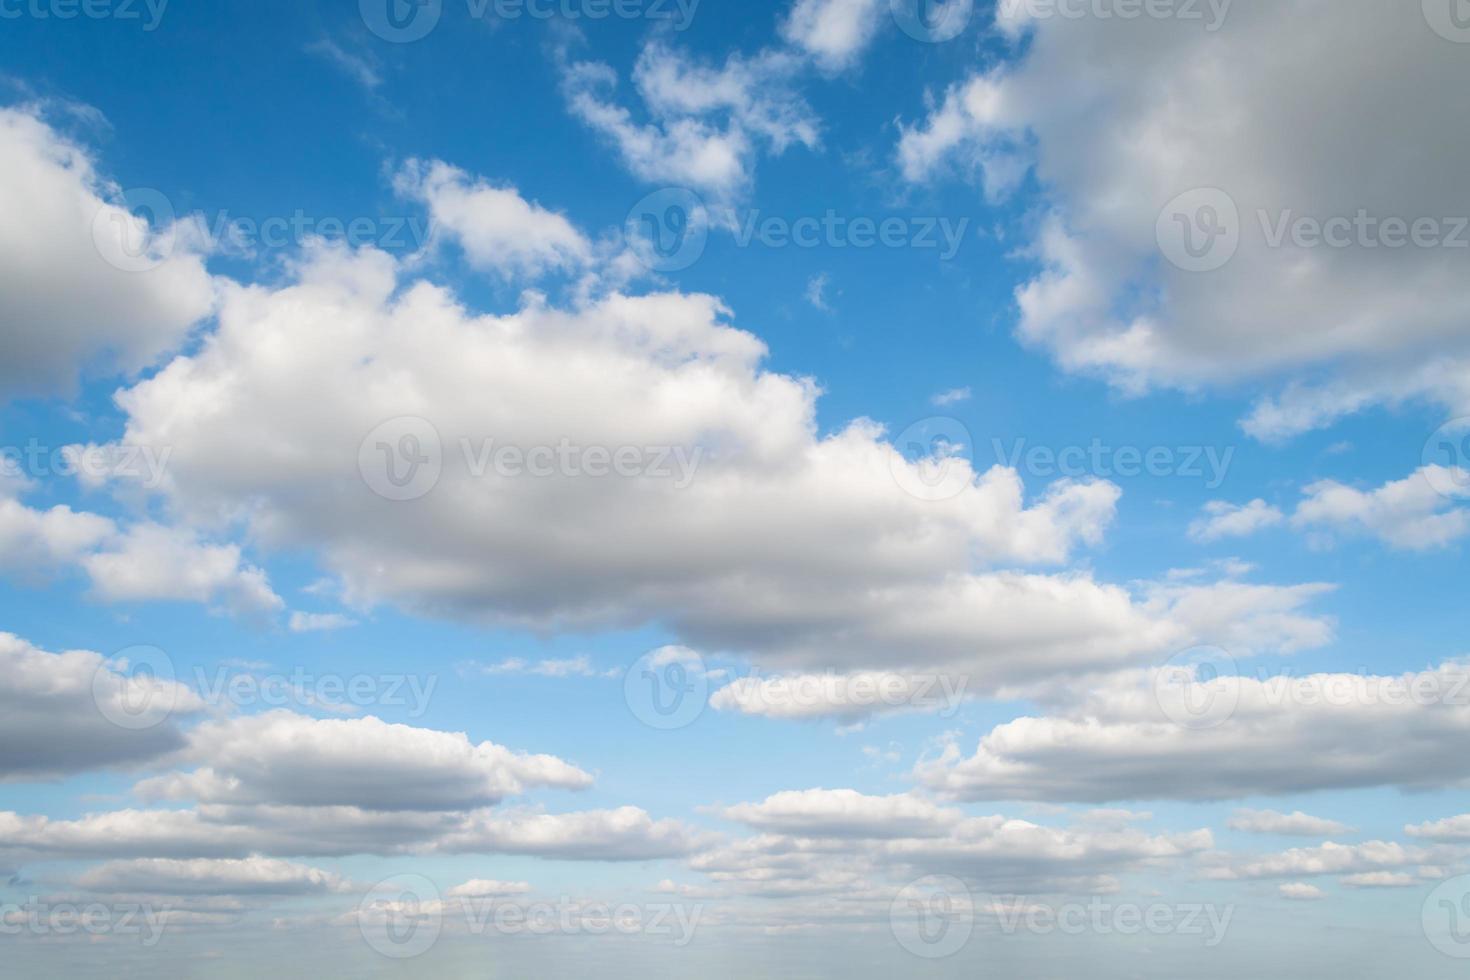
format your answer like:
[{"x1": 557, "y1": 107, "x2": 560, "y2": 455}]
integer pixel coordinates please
[{"x1": 2, "y1": 0, "x2": 1470, "y2": 976}]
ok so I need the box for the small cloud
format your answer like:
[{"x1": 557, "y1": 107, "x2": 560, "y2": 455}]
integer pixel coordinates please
[
  {"x1": 306, "y1": 39, "x2": 382, "y2": 91},
  {"x1": 805, "y1": 273, "x2": 832, "y2": 312},
  {"x1": 288, "y1": 611, "x2": 358, "y2": 633},
  {"x1": 931, "y1": 386, "x2": 972, "y2": 407},
  {"x1": 471, "y1": 655, "x2": 616, "y2": 679}
]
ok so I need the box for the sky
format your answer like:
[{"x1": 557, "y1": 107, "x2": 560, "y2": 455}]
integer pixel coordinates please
[{"x1": 1, "y1": 0, "x2": 1469, "y2": 975}]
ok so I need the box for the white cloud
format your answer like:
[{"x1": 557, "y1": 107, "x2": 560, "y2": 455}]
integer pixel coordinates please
[
  {"x1": 88, "y1": 238, "x2": 1248, "y2": 691},
  {"x1": 0, "y1": 105, "x2": 214, "y2": 398},
  {"x1": 1278, "y1": 882, "x2": 1324, "y2": 901},
  {"x1": 1292, "y1": 466, "x2": 1470, "y2": 551},
  {"x1": 1210, "y1": 841, "x2": 1433, "y2": 881},
  {"x1": 434, "y1": 806, "x2": 700, "y2": 860},
  {"x1": 445, "y1": 878, "x2": 532, "y2": 898},
  {"x1": 896, "y1": 3, "x2": 1470, "y2": 434},
  {"x1": 287, "y1": 611, "x2": 357, "y2": 633},
  {"x1": 720, "y1": 789, "x2": 961, "y2": 838},
  {"x1": 0, "y1": 632, "x2": 203, "y2": 781},
  {"x1": 77, "y1": 855, "x2": 347, "y2": 896},
  {"x1": 710, "y1": 670, "x2": 969, "y2": 721},
  {"x1": 0, "y1": 496, "x2": 115, "y2": 576},
  {"x1": 1406, "y1": 814, "x2": 1470, "y2": 842},
  {"x1": 1228, "y1": 809, "x2": 1352, "y2": 837},
  {"x1": 918, "y1": 662, "x2": 1470, "y2": 802},
  {"x1": 693, "y1": 791, "x2": 1211, "y2": 897},
  {"x1": 560, "y1": 43, "x2": 818, "y2": 200},
  {"x1": 395, "y1": 159, "x2": 591, "y2": 279},
  {"x1": 0, "y1": 482, "x2": 283, "y2": 621},
  {"x1": 83, "y1": 523, "x2": 284, "y2": 620},
  {"x1": 1188, "y1": 499, "x2": 1285, "y2": 544},
  {"x1": 931, "y1": 386, "x2": 972, "y2": 407},
  {"x1": 134, "y1": 711, "x2": 593, "y2": 812},
  {"x1": 780, "y1": 0, "x2": 885, "y2": 72}
]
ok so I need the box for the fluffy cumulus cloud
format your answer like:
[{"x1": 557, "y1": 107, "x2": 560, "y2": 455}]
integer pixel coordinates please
[
  {"x1": 1228, "y1": 809, "x2": 1352, "y2": 837},
  {"x1": 896, "y1": 2, "x2": 1470, "y2": 436},
  {"x1": 0, "y1": 632, "x2": 203, "y2": 781},
  {"x1": 0, "y1": 105, "x2": 214, "y2": 398},
  {"x1": 719, "y1": 789, "x2": 961, "y2": 838},
  {"x1": 0, "y1": 480, "x2": 284, "y2": 620},
  {"x1": 1292, "y1": 466, "x2": 1470, "y2": 551},
  {"x1": 917, "y1": 662, "x2": 1470, "y2": 802},
  {"x1": 132, "y1": 711, "x2": 593, "y2": 812},
  {"x1": 77, "y1": 222, "x2": 1341, "y2": 691},
  {"x1": 1407, "y1": 814, "x2": 1470, "y2": 842},
  {"x1": 780, "y1": 0, "x2": 886, "y2": 71},
  {"x1": 76, "y1": 855, "x2": 348, "y2": 896},
  {"x1": 1206, "y1": 840, "x2": 1442, "y2": 882},
  {"x1": 690, "y1": 789, "x2": 1211, "y2": 899}
]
